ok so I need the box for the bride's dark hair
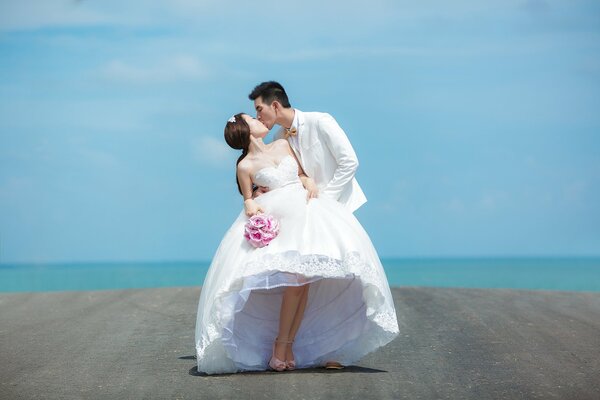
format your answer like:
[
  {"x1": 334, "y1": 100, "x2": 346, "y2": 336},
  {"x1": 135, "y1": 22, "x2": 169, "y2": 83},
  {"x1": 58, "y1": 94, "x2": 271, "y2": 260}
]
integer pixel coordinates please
[{"x1": 224, "y1": 113, "x2": 251, "y2": 195}]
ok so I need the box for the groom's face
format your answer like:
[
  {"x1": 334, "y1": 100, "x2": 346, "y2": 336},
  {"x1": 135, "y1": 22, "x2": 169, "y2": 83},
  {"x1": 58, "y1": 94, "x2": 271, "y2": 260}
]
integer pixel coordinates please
[{"x1": 254, "y1": 97, "x2": 277, "y2": 130}]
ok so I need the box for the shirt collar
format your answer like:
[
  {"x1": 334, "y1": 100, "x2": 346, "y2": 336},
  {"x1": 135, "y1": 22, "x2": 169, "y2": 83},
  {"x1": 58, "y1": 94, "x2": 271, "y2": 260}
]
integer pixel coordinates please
[{"x1": 290, "y1": 109, "x2": 299, "y2": 131}]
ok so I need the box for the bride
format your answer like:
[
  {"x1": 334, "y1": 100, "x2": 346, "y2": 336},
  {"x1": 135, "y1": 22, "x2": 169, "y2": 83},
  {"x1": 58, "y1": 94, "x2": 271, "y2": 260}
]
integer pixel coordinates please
[{"x1": 194, "y1": 113, "x2": 399, "y2": 374}]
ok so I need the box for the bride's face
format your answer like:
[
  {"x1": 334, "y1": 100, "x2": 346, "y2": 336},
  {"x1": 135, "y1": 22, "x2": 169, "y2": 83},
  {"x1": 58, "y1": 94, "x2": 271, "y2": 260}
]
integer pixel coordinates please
[{"x1": 242, "y1": 114, "x2": 269, "y2": 138}]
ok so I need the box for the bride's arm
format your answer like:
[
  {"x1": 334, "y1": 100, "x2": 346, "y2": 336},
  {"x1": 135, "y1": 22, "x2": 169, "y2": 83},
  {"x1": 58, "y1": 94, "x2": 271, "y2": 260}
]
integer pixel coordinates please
[{"x1": 237, "y1": 164, "x2": 263, "y2": 216}]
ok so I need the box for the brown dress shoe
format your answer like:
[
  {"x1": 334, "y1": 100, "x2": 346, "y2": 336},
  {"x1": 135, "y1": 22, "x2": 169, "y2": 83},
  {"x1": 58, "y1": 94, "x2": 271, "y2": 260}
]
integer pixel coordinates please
[{"x1": 324, "y1": 361, "x2": 344, "y2": 370}]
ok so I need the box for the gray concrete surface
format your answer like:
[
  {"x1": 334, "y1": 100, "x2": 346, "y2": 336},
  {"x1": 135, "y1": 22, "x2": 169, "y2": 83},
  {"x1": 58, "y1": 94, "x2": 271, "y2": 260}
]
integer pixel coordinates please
[{"x1": 1, "y1": 286, "x2": 599, "y2": 400}]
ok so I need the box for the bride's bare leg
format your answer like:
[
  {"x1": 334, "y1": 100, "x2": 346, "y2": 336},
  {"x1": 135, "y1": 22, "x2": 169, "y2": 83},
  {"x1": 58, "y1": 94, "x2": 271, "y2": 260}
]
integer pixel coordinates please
[
  {"x1": 286, "y1": 284, "x2": 309, "y2": 362},
  {"x1": 274, "y1": 286, "x2": 305, "y2": 360},
  {"x1": 288, "y1": 284, "x2": 309, "y2": 339}
]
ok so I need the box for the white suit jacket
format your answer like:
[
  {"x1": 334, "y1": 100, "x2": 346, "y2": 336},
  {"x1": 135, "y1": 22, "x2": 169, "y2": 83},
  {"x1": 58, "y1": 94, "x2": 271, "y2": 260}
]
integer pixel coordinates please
[{"x1": 274, "y1": 109, "x2": 367, "y2": 212}]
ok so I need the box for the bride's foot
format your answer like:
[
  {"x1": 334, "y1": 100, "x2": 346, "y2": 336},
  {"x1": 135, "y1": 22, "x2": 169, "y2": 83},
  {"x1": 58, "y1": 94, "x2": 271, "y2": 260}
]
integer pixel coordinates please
[
  {"x1": 269, "y1": 338, "x2": 288, "y2": 372},
  {"x1": 285, "y1": 341, "x2": 296, "y2": 371}
]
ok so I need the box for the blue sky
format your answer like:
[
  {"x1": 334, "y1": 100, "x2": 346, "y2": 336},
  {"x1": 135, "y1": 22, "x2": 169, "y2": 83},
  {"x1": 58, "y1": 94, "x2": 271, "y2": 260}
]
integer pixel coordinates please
[{"x1": 0, "y1": 0, "x2": 599, "y2": 263}]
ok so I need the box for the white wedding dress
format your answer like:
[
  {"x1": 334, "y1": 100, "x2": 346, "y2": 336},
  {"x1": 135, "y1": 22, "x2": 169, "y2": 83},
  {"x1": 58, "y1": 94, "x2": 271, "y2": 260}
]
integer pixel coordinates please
[{"x1": 194, "y1": 155, "x2": 399, "y2": 374}]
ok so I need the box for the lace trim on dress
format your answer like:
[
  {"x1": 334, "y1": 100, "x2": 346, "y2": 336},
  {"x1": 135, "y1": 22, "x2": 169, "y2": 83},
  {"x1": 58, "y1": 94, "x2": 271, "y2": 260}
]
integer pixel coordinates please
[
  {"x1": 241, "y1": 251, "x2": 386, "y2": 294},
  {"x1": 196, "y1": 250, "x2": 400, "y2": 371}
]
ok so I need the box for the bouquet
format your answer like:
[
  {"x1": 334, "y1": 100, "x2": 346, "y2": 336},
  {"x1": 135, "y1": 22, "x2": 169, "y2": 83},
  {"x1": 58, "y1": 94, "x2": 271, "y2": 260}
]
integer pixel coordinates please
[{"x1": 244, "y1": 214, "x2": 280, "y2": 248}]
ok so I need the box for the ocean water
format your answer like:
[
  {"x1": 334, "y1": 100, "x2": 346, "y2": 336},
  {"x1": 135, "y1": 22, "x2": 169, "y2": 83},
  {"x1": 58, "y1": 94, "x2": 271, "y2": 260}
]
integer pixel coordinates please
[{"x1": 0, "y1": 257, "x2": 599, "y2": 293}]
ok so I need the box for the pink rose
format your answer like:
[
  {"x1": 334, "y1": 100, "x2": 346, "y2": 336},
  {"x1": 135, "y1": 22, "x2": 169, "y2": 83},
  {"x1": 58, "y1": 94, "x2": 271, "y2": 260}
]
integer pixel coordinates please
[
  {"x1": 244, "y1": 214, "x2": 280, "y2": 248},
  {"x1": 249, "y1": 215, "x2": 267, "y2": 228}
]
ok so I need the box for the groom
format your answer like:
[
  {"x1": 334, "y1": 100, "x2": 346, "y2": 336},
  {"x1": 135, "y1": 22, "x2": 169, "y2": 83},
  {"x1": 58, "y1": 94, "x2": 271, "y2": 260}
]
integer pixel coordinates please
[{"x1": 249, "y1": 81, "x2": 367, "y2": 213}]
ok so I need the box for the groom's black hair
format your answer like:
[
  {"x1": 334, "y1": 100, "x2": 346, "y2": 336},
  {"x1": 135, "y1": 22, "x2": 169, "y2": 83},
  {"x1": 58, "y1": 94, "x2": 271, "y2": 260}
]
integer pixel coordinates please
[{"x1": 248, "y1": 81, "x2": 292, "y2": 108}]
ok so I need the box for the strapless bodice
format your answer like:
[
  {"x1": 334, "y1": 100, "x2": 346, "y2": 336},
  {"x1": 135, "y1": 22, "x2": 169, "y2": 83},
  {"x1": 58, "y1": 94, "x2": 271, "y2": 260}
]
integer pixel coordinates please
[{"x1": 253, "y1": 155, "x2": 300, "y2": 189}]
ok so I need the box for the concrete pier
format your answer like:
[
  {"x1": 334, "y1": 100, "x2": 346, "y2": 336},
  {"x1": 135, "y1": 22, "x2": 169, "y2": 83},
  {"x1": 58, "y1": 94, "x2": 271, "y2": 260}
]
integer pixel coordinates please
[{"x1": 1, "y1": 286, "x2": 599, "y2": 399}]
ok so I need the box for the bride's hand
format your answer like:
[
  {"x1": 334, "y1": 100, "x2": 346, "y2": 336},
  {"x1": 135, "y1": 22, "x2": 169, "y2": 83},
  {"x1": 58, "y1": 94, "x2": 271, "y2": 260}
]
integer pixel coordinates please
[{"x1": 244, "y1": 199, "x2": 263, "y2": 217}]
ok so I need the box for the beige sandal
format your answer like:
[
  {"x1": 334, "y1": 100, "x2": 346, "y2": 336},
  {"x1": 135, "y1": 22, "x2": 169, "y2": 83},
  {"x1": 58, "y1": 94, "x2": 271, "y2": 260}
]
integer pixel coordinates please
[
  {"x1": 269, "y1": 338, "x2": 291, "y2": 372},
  {"x1": 285, "y1": 341, "x2": 296, "y2": 371}
]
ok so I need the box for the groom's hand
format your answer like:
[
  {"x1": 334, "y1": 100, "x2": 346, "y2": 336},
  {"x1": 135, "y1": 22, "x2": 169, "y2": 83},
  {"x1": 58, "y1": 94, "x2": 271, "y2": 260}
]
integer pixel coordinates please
[{"x1": 304, "y1": 182, "x2": 319, "y2": 201}]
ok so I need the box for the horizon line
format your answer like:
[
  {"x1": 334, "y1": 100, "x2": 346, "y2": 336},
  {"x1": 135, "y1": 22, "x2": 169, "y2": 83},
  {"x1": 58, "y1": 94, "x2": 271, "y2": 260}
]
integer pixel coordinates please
[{"x1": 2, "y1": 254, "x2": 600, "y2": 266}]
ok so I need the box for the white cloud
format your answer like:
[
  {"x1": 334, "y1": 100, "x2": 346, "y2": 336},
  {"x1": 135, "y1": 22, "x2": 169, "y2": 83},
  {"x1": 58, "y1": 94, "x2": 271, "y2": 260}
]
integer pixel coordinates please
[
  {"x1": 0, "y1": 0, "x2": 241, "y2": 31},
  {"x1": 478, "y1": 190, "x2": 509, "y2": 211},
  {"x1": 263, "y1": 46, "x2": 425, "y2": 62},
  {"x1": 443, "y1": 196, "x2": 467, "y2": 214},
  {"x1": 191, "y1": 136, "x2": 234, "y2": 169},
  {"x1": 77, "y1": 146, "x2": 120, "y2": 170},
  {"x1": 97, "y1": 55, "x2": 210, "y2": 85},
  {"x1": 520, "y1": 0, "x2": 551, "y2": 15},
  {"x1": 0, "y1": 0, "x2": 110, "y2": 31},
  {"x1": 0, "y1": 176, "x2": 34, "y2": 202},
  {"x1": 0, "y1": 0, "x2": 527, "y2": 32}
]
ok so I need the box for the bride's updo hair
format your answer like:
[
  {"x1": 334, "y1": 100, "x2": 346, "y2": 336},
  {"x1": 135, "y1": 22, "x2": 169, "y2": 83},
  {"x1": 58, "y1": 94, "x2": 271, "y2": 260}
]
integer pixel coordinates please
[
  {"x1": 224, "y1": 113, "x2": 250, "y2": 153},
  {"x1": 224, "y1": 113, "x2": 250, "y2": 194}
]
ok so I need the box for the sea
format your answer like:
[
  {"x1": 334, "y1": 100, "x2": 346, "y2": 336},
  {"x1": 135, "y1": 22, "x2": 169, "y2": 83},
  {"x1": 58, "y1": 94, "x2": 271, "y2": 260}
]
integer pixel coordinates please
[{"x1": 1, "y1": 257, "x2": 599, "y2": 293}]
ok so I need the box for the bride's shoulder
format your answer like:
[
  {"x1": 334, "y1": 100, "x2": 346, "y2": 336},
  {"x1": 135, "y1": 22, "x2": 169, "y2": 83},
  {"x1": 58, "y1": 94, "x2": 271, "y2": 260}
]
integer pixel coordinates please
[{"x1": 236, "y1": 157, "x2": 253, "y2": 173}]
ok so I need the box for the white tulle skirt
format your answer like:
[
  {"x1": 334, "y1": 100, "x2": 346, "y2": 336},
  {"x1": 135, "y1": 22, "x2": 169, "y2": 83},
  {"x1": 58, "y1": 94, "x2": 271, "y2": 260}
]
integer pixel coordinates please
[{"x1": 194, "y1": 183, "x2": 399, "y2": 374}]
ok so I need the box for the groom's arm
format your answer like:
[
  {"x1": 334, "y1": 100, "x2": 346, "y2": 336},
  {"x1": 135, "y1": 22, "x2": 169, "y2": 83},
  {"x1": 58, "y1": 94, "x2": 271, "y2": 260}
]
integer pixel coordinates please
[{"x1": 317, "y1": 114, "x2": 359, "y2": 200}]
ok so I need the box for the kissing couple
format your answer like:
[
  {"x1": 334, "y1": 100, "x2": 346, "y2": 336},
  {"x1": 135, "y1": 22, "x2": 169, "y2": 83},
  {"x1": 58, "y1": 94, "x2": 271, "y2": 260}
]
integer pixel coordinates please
[{"x1": 194, "y1": 81, "x2": 399, "y2": 374}]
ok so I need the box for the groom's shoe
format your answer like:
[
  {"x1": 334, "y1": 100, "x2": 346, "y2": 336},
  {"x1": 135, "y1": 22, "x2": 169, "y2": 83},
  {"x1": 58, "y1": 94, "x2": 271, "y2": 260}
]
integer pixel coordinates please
[{"x1": 324, "y1": 361, "x2": 344, "y2": 370}]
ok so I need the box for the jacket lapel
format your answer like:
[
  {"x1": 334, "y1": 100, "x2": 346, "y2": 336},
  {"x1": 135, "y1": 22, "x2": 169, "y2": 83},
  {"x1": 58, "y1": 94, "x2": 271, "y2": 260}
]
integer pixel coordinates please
[{"x1": 295, "y1": 109, "x2": 306, "y2": 168}]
